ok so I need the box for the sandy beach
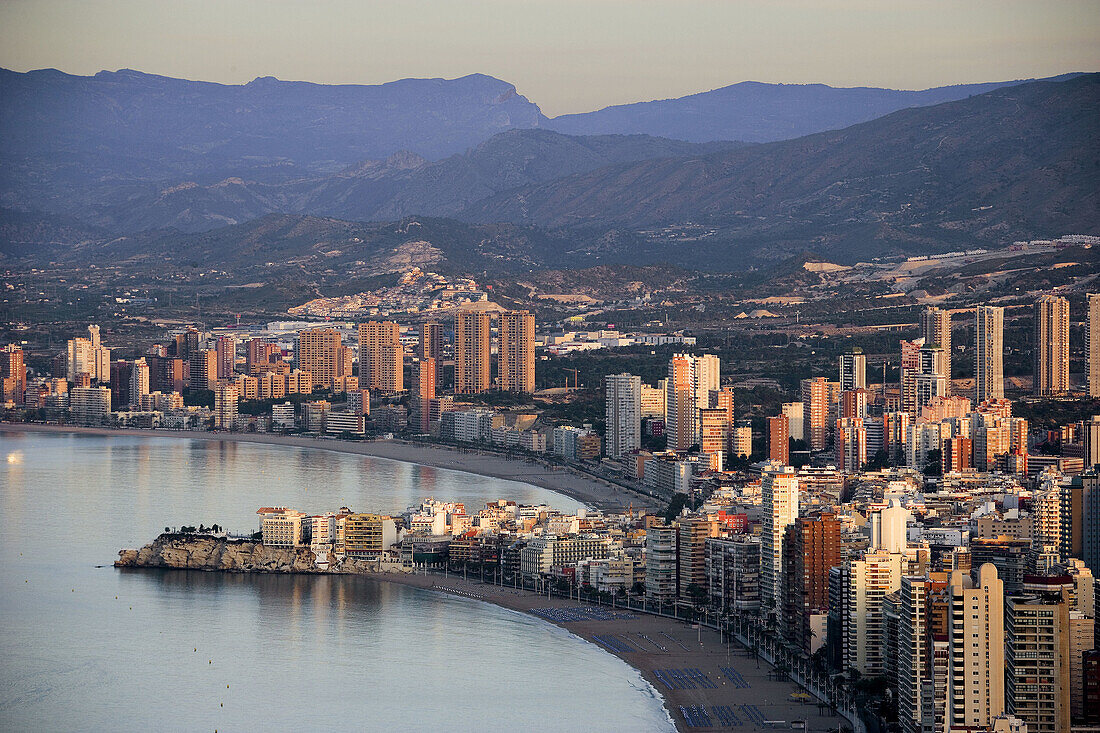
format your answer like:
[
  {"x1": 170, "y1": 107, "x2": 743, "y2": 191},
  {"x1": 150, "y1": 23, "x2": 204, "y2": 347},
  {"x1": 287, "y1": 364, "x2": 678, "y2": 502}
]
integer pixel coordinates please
[
  {"x1": 356, "y1": 569, "x2": 842, "y2": 732},
  {"x1": 0, "y1": 423, "x2": 655, "y2": 511}
]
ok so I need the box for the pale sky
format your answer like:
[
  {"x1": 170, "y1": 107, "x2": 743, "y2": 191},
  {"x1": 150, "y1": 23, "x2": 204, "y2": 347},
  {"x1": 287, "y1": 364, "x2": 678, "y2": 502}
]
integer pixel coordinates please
[{"x1": 1, "y1": 0, "x2": 1097, "y2": 116}]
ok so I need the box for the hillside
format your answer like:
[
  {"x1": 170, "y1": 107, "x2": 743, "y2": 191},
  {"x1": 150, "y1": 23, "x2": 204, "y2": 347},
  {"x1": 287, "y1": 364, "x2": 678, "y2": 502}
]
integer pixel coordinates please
[
  {"x1": 54, "y1": 214, "x2": 583, "y2": 276},
  {"x1": 546, "y1": 75, "x2": 1077, "y2": 143},
  {"x1": 96, "y1": 130, "x2": 743, "y2": 233},
  {"x1": 464, "y1": 74, "x2": 1100, "y2": 264}
]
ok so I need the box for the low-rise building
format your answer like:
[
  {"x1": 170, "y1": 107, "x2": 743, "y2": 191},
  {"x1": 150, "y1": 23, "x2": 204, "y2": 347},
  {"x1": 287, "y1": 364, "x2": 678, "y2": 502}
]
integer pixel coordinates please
[
  {"x1": 258, "y1": 507, "x2": 307, "y2": 547},
  {"x1": 520, "y1": 535, "x2": 610, "y2": 576}
]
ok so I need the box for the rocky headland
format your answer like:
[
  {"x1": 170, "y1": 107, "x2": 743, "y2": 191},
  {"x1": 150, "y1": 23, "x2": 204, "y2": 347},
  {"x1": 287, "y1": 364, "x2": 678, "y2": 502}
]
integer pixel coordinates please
[{"x1": 114, "y1": 533, "x2": 396, "y2": 574}]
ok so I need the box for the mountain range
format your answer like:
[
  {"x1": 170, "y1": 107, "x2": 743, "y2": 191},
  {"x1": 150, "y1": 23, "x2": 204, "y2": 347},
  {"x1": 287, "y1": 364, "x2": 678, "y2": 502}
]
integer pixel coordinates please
[
  {"x1": 463, "y1": 74, "x2": 1100, "y2": 264},
  {"x1": 1, "y1": 68, "x2": 1096, "y2": 271}
]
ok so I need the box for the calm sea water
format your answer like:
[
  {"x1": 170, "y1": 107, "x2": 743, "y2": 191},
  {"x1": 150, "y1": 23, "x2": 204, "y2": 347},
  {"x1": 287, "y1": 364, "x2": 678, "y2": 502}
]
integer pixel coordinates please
[{"x1": 0, "y1": 431, "x2": 673, "y2": 732}]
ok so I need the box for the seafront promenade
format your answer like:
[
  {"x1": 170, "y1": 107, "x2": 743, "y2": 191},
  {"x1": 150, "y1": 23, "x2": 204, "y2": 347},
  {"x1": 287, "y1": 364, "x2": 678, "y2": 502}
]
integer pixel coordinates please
[{"x1": 0, "y1": 423, "x2": 653, "y2": 512}]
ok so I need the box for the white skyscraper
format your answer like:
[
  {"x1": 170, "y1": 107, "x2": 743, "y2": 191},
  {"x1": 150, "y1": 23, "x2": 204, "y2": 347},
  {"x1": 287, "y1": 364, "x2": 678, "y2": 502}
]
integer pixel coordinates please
[
  {"x1": 760, "y1": 463, "x2": 798, "y2": 615},
  {"x1": 604, "y1": 373, "x2": 642, "y2": 459},
  {"x1": 129, "y1": 357, "x2": 149, "y2": 408},
  {"x1": 975, "y1": 306, "x2": 1004, "y2": 401}
]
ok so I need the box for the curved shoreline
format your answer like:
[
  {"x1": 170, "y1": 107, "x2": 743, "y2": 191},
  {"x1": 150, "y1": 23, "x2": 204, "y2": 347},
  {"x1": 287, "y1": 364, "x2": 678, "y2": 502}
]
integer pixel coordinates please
[
  {"x1": 338, "y1": 571, "x2": 843, "y2": 732},
  {"x1": 0, "y1": 423, "x2": 653, "y2": 512},
  {"x1": 115, "y1": 534, "x2": 842, "y2": 733}
]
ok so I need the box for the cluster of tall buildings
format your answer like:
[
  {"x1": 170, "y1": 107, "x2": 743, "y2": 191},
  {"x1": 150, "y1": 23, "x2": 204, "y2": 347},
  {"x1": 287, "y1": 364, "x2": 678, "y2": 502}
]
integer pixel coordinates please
[
  {"x1": 753, "y1": 297, "x2": 1100, "y2": 478},
  {"x1": 2, "y1": 305, "x2": 539, "y2": 426},
  {"x1": 604, "y1": 354, "x2": 737, "y2": 470},
  {"x1": 643, "y1": 457, "x2": 1100, "y2": 732}
]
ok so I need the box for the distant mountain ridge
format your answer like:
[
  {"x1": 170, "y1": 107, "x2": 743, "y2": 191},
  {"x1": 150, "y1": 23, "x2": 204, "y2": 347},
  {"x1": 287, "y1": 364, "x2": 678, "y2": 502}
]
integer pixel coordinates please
[
  {"x1": 463, "y1": 74, "x2": 1100, "y2": 264},
  {"x1": 546, "y1": 75, "x2": 1083, "y2": 143}
]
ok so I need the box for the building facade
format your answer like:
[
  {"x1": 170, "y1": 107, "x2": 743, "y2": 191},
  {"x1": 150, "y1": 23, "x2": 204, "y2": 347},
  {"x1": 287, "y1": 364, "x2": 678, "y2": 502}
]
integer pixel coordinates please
[
  {"x1": 454, "y1": 310, "x2": 491, "y2": 394},
  {"x1": 604, "y1": 372, "x2": 642, "y2": 459},
  {"x1": 499, "y1": 310, "x2": 535, "y2": 393}
]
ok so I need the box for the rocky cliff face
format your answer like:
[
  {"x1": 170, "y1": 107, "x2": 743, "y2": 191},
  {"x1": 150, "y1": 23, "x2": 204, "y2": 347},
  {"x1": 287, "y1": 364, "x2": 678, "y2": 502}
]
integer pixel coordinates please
[{"x1": 115, "y1": 534, "x2": 386, "y2": 574}]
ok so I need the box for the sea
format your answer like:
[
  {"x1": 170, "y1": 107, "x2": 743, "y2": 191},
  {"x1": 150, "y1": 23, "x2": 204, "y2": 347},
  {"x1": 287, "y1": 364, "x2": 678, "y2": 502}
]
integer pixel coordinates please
[{"x1": 0, "y1": 431, "x2": 674, "y2": 732}]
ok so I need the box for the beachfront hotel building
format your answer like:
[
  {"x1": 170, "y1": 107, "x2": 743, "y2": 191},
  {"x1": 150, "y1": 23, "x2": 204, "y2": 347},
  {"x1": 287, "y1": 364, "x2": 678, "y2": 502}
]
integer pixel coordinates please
[
  {"x1": 519, "y1": 535, "x2": 610, "y2": 576},
  {"x1": 296, "y1": 328, "x2": 341, "y2": 388},
  {"x1": 677, "y1": 516, "x2": 720, "y2": 604},
  {"x1": 344, "y1": 514, "x2": 401, "y2": 559},
  {"x1": 358, "y1": 321, "x2": 403, "y2": 393},
  {"x1": 69, "y1": 385, "x2": 111, "y2": 424},
  {"x1": 604, "y1": 372, "x2": 641, "y2": 459},
  {"x1": 645, "y1": 523, "x2": 678, "y2": 604},
  {"x1": 214, "y1": 382, "x2": 239, "y2": 429},
  {"x1": 258, "y1": 507, "x2": 307, "y2": 547},
  {"x1": 2, "y1": 344, "x2": 27, "y2": 405},
  {"x1": 454, "y1": 310, "x2": 491, "y2": 394},
  {"x1": 782, "y1": 512, "x2": 840, "y2": 652},
  {"x1": 498, "y1": 310, "x2": 535, "y2": 393},
  {"x1": 760, "y1": 463, "x2": 798, "y2": 615},
  {"x1": 271, "y1": 402, "x2": 295, "y2": 431},
  {"x1": 839, "y1": 549, "x2": 903, "y2": 677},
  {"x1": 1034, "y1": 294, "x2": 1070, "y2": 396},
  {"x1": 704, "y1": 535, "x2": 760, "y2": 613}
]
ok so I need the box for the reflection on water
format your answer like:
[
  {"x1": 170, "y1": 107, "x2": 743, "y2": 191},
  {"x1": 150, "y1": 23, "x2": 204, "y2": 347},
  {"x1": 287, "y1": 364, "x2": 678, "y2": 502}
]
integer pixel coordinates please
[{"x1": 0, "y1": 432, "x2": 674, "y2": 733}]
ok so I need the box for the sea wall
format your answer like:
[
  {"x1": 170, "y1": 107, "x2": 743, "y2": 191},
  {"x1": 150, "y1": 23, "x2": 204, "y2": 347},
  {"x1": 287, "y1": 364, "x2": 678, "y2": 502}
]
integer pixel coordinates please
[{"x1": 115, "y1": 534, "x2": 401, "y2": 574}]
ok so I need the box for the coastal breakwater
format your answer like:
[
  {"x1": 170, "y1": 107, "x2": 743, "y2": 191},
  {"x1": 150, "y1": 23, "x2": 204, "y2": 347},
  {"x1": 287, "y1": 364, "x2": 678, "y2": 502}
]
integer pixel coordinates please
[{"x1": 114, "y1": 534, "x2": 394, "y2": 574}]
